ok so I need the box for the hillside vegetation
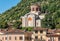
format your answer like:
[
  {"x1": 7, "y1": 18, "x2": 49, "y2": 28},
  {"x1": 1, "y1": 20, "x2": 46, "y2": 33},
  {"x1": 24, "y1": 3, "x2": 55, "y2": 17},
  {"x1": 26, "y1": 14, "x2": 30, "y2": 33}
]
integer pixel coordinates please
[{"x1": 0, "y1": 0, "x2": 60, "y2": 29}]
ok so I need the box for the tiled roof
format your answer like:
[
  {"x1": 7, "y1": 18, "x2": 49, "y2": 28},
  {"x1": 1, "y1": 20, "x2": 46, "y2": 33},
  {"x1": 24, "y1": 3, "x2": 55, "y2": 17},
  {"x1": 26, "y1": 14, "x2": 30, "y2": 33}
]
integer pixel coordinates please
[
  {"x1": 6, "y1": 29, "x2": 25, "y2": 34},
  {"x1": 0, "y1": 29, "x2": 32, "y2": 35},
  {"x1": 25, "y1": 31, "x2": 32, "y2": 36},
  {"x1": 47, "y1": 29, "x2": 55, "y2": 34},
  {"x1": 46, "y1": 34, "x2": 60, "y2": 37},
  {"x1": 55, "y1": 29, "x2": 60, "y2": 33},
  {"x1": 0, "y1": 29, "x2": 25, "y2": 34},
  {"x1": 0, "y1": 29, "x2": 7, "y2": 33},
  {"x1": 33, "y1": 27, "x2": 48, "y2": 31}
]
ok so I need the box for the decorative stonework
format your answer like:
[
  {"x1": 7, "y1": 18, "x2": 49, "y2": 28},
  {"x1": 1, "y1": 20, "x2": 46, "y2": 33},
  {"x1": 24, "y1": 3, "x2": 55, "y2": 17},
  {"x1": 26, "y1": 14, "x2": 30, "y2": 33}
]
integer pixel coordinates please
[{"x1": 21, "y1": 3, "x2": 46, "y2": 27}]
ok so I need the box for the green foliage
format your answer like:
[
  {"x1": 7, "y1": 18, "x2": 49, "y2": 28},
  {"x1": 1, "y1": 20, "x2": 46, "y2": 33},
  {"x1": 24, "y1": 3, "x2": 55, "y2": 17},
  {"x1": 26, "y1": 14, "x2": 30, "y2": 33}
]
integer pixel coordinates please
[
  {"x1": 42, "y1": 11, "x2": 60, "y2": 29},
  {"x1": 21, "y1": 27, "x2": 33, "y2": 31},
  {"x1": 0, "y1": 22, "x2": 8, "y2": 29},
  {"x1": 26, "y1": 27, "x2": 33, "y2": 31},
  {"x1": 0, "y1": 0, "x2": 60, "y2": 29},
  {"x1": 13, "y1": 20, "x2": 22, "y2": 29},
  {"x1": 21, "y1": 27, "x2": 26, "y2": 30}
]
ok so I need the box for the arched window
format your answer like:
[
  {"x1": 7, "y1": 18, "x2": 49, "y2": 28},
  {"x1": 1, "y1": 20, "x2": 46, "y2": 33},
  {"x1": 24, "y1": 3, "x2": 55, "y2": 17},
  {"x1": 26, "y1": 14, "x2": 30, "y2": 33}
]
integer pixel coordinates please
[
  {"x1": 32, "y1": 8, "x2": 34, "y2": 11},
  {"x1": 36, "y1": 8, "x2": 38, "y2": 11},
  {"x1": 19, "y1": 37, "x2": 23, "y2": 40},
  {"x1": 15, "y1": 37, "x2": 17, "y2": 40}
]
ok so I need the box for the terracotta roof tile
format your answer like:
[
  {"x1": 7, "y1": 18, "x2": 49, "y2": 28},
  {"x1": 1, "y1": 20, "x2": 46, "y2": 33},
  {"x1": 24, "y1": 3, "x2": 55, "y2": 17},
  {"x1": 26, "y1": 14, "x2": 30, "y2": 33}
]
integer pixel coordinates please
[
  {"x1": 33, "y1": 27, "x2": 48, "y2": 31},
  {"x1": 0, "y1": 29, "x2": 25, "y2": 34},
  {"x1": 55, "y1": 29, "x2": 60, "y2": 33},
  {"x1": 47, "y1": 34, "x2": 60, "y2": 37},
  {"x1": 6, "y1": 29, "x2": 25, "y2": 34},
  {"x1": 47, "y1": 29, "x2": 55, "y2": 33}
]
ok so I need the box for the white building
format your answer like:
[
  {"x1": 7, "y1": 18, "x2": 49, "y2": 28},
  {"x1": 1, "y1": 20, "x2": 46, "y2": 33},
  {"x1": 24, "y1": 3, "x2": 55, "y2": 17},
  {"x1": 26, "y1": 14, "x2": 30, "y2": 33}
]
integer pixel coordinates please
[{"x1": 21, "y1": 4, "x2": 46, "y2": 27}]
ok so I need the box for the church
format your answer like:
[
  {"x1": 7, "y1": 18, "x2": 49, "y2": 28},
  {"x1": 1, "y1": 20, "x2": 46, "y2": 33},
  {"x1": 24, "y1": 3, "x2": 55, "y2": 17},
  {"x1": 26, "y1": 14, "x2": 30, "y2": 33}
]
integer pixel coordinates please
[{"x1": 21, "y1": 3, "x2": 46, "y2": 27}]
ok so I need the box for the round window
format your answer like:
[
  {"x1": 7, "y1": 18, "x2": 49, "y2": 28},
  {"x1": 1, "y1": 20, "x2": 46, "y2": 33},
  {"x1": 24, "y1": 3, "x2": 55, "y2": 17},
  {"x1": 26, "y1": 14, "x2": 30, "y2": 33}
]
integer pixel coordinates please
[{"x1": 28, "y1": 17, "x2": 32, "y2": 21}]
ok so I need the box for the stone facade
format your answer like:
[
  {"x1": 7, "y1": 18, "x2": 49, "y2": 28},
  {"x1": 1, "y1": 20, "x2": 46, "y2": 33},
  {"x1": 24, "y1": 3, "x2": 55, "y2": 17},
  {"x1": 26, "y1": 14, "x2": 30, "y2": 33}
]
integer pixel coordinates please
[
  {"x1": 21, "y1": 4, "x2": 46, "y2": 27},
  {"x1": 0, "y1": 28, "x2": 60, "y2": 41},
  {"x1": 32, "y1": 27, "x2": 47, "y2": 41},
  {"x1": 0, "y1": 29, "x2": 32, "y2": 41},
  {"x1": 32, "y1": 27, "x2": 60, "y2": 41}
]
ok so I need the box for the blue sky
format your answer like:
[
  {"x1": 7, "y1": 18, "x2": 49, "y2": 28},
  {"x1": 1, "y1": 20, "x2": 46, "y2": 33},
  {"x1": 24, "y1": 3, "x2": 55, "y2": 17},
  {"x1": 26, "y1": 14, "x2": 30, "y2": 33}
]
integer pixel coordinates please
[{"x1": 0, "y1": 0, "x2": 21, "y2": 14}]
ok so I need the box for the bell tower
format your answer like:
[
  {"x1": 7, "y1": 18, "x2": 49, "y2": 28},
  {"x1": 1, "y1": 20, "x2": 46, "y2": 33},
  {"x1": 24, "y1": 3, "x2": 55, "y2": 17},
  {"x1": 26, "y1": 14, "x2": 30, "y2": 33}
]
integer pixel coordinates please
[{"x1": 30, "y1": 3, "x2": 40, "y2": 15}]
